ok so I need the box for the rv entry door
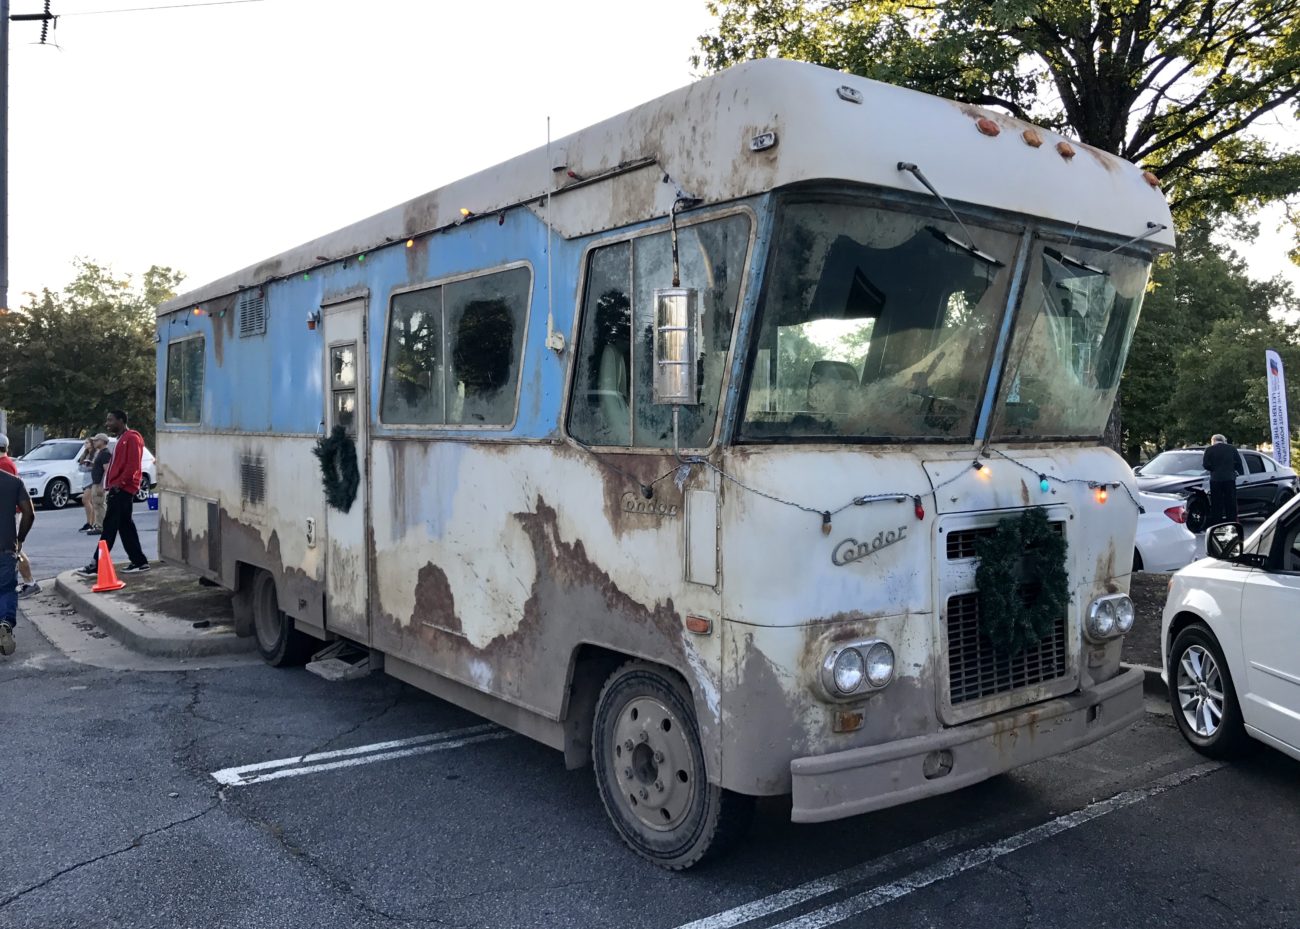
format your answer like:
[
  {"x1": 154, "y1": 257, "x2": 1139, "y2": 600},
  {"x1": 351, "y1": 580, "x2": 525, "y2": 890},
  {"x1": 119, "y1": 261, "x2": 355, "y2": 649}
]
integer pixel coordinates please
[{"x1": 321, "y1": 298, "x2": 371, "y2": 644}]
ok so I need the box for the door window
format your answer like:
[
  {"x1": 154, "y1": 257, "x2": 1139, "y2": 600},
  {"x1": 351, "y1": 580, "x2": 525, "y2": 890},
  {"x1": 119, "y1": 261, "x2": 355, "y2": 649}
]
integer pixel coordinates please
[
  {"x1": 1245, "y1": 452, "x2": 1267, "y2": 475},
  {"x1": 331, "y1": 343, "x2": 358, "y2": 435}
]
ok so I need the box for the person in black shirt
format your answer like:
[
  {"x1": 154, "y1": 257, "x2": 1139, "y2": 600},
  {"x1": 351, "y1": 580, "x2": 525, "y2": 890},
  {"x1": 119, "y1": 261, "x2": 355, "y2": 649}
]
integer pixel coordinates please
[
  {"x1": 0, "y1": 469, "x2": 36, "y2": 657},
  {"x1": 1202, "y1": 434, "x2": 1244, "y2": 526}
]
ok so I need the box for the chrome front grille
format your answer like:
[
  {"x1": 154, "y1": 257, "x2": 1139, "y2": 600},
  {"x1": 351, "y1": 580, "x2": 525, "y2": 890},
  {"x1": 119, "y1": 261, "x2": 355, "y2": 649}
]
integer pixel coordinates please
[{"x1": 944, "y1": 592, "x2": 1069, "y2": 705}]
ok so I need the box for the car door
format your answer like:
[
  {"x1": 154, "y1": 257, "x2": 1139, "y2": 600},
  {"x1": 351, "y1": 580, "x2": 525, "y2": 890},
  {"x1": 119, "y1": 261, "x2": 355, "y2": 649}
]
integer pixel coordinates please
[
  {"x1": 1237, "y1": 511, "x2": 1300, "y2": 751},
  {"x1": 1236, "y1": 451, "x2": 1271, "y2": 516}
]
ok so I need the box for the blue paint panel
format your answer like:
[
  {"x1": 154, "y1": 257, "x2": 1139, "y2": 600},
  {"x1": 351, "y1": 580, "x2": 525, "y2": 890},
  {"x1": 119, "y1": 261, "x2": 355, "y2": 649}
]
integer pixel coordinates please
[{"x1": 159, "y1": 200, "x2": 770, "y2": 442}]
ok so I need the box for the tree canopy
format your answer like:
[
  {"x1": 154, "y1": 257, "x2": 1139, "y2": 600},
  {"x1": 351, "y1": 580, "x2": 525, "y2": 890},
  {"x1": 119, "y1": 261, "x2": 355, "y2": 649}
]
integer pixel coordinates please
[
  {"x1": 697, "y1": 0, "x2": 1300, "y2": 241},
  {"x1": 0, "y1": 260, "x2": 183, "y2": 448}
]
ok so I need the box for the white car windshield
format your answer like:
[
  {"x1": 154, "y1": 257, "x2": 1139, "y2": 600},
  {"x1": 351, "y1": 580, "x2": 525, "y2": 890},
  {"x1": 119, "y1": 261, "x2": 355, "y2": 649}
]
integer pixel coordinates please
[
  {"x1": 21, "y1": 443, "x2": 80, "y2": 462},
  {"x1": 1141, "y1": 451, "x2": 1208, "y2": 477}
]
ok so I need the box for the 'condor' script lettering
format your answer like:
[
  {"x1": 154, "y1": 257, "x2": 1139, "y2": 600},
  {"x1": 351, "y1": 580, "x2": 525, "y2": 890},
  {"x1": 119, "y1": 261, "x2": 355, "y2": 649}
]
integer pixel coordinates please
[{"x1": 832, "y1": 526, "x2": 908, "y2": 566}]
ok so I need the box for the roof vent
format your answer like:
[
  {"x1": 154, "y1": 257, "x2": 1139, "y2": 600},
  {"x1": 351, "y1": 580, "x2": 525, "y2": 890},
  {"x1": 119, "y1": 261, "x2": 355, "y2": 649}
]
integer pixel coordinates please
[{"x1": 238, "y1": 290, "x2": 266, "y2": 338}]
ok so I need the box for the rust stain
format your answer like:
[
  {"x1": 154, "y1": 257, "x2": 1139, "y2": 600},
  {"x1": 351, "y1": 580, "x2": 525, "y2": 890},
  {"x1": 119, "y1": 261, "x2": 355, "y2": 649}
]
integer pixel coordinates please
[
  {"x1": 207, "y1": 294, "x2": 237, "y2": 367},
  {"x1": 413, "y1": 561, "x2": 461, "y2": 633}
]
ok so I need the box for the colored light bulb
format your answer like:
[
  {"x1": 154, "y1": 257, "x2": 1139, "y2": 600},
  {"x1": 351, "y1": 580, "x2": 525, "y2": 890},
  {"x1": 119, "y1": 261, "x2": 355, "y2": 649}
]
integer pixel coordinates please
[{"x1": 1039, "y1": 476, "x2": 1050, "y2": 493}]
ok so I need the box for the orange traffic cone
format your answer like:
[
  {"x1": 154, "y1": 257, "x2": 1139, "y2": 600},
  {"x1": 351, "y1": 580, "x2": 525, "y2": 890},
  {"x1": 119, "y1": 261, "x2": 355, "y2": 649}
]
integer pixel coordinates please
[{"x1": 91, "y1": 540, "x2": 125, "y2": 593}]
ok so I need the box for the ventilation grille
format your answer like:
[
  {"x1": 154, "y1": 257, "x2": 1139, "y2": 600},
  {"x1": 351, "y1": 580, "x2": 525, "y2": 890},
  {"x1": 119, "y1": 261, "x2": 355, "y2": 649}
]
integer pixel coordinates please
[
  {"x1": 240, "y1": 454, "x2": 266, "y2": 505},
  {"x1": 944, "y1": 592, "x2": 1069, "y2": 705},
  {"x1": 947, "y1": 521, "x2": 1064, "y2": 559},
  {"x1": 238, "y1": 290, "x2": 266, "y2": 337}
]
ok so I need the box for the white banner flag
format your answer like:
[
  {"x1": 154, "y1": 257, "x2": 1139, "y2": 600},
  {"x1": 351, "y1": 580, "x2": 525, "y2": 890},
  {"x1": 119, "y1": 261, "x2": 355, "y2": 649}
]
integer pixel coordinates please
[{"x1": 1266, "y1": 349, "x2": 1290, "y2": 467}]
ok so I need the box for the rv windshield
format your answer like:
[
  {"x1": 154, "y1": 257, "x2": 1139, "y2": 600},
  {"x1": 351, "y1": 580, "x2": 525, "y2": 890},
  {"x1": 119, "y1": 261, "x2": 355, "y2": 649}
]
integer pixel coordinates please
[
  {"x1": 739, "y1": 198, "x2": 1020, "y2": 441},
  {"x1": 991, "y1": 240, "x2": 1152, "y2": 439}
]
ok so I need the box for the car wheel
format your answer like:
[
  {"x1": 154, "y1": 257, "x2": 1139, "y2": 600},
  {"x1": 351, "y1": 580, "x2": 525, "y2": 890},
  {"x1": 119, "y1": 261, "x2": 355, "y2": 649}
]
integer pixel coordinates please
[
  {"x1": 1185, "y1": 493, "x2": 1209, "y2": 533},
  {"x1": 250, "y1": 570, "x2": 316, "y2": 667},
  {"x1": 135, "y1": 478, "x2": 151, "y2": 503},
  {"x1": 45, "y1": 478, "x2": 71, "y2": 510},
  {"x1": 592, "y1": 661, "x2": 753, "y2": 869},
  {"x1": 1167, "y1": 624, "x2": 1253, "y2": 759}
]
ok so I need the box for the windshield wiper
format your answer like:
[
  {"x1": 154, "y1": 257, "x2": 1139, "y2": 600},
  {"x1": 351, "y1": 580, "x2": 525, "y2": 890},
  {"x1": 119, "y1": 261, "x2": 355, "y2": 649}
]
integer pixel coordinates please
[
  {"x1": 927, "y1": 226, "x2": 1005, "y2": 268},
  {"x1": 898, "y1": 162, "x2": 1003, "y2": 267},
  {"x1": 1044, "y1": 247, "x2": 1105, "y2": 275}
]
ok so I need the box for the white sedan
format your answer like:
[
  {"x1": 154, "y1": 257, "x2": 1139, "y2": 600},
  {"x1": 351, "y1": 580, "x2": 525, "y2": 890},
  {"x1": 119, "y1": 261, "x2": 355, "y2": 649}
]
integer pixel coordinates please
[
  {"x1": 1162, "y1": 499, "x2": 1300, "y2": 762},
  {"x1": 1133, "y1": 491, "x2": 1196, "y2": 573}
]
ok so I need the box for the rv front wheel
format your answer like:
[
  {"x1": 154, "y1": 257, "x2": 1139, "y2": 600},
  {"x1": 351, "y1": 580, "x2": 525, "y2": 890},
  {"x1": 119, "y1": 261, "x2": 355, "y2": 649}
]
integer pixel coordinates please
[
  {"x1": 592, "y1": 661, "x2": 752, "y2": 869},
  {"x1": 250, "y1": 570, "x2": 314, "y2": 667}
]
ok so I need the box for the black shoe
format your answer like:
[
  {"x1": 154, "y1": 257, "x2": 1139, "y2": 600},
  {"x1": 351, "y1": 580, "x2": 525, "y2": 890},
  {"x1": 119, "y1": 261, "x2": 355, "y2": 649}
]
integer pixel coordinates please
[
  {"x1": 78, "y1": 522, "x2": 91, "y2": 531},
  {"x1": 123, "y1": 562, "x2": 150, "y2": 573},
  {"x1": 76, "y1": 563, "x2": 97, "y2": 577}
]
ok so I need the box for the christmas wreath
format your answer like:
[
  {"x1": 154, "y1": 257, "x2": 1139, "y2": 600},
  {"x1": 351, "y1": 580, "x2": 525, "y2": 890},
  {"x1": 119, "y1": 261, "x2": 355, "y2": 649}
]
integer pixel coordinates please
[
  {"x1": 973, "y1": 507, "x2": 1069, "y2": 656},
  {"x1": 313, "y1": 425, "x2": 360, "y2": 513}
]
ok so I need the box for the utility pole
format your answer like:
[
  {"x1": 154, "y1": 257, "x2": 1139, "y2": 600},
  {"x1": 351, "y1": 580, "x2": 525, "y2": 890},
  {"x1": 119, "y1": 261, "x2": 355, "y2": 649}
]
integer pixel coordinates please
[{"x1": 2, "y1": 0, "x2": 10, "y2": 313}]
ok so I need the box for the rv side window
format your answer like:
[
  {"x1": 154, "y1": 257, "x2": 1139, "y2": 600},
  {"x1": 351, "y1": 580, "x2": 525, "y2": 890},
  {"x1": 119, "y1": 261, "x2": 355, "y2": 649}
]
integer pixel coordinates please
[
  {"x1": 381, "y1": 266, "x2": 531, "y2": 427},
  {"x1": 569, "y1": 213, "x2": 750, "y2": 448},
  {"x1": 164, "y1": 336, "x2": 204, "y2": 424}
]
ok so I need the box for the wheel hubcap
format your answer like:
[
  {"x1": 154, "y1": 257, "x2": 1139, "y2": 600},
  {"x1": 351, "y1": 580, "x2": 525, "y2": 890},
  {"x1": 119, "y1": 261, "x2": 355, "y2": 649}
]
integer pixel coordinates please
[
  {"x1": 1176, "y1": 644, "x2": 1225, "y2": 738},
  {"x1": 611, "y1": 696, "x2": 696, "y2": 831},
  {"x1": 51, "y1": 485, "x2": 67, "y2": 506}
]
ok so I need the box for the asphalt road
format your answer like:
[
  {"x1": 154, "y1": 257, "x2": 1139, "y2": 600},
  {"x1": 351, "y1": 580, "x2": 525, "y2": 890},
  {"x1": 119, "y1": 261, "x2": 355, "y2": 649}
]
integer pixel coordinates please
[
  {"x1": 22, "y1": 500, "x2": 159, "y2": 580},
  {"x1": 1, "y1": 602, "x2": 1298, "y2": 929}
]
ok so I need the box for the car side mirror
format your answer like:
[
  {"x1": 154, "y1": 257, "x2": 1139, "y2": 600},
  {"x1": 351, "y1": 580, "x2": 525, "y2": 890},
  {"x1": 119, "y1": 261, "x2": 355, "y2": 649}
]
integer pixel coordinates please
[{"x1": 1206, "y1": 522, "x2": 1243, "y2": 560}]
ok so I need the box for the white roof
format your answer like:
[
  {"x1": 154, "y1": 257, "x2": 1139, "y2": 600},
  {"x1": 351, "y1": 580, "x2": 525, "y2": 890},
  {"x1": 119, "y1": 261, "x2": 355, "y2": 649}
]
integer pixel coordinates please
[{"x1": 162, "y1": 58, "x2": 1174, "y2": 314}]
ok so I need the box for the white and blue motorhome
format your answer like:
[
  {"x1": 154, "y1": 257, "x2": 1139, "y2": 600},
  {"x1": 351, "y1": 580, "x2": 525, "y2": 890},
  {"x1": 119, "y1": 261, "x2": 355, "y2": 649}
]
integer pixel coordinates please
[{"x1": 157, "y1": 59, "x2": 1174, "y2": 868}]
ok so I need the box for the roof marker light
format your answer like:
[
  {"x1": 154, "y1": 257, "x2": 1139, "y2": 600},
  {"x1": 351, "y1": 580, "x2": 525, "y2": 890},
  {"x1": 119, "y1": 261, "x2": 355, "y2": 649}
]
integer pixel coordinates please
[
  {"x1": 1057, "y1": 141, "x2": 1076, "y2": 160},
  {"x1": 836, "y1": 85, "x2": 863, "y2": 104},
  {"x1": 1022, "y1": 129, "x2": 1043, "y2": 148},
  {"x1": 976, "y1": 117, "x2": 1001, "y2": 137}
]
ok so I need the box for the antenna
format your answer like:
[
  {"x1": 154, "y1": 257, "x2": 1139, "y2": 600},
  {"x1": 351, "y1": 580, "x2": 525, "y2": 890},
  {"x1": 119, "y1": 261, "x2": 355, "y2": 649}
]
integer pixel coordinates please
[{"x1": 544, "y1": 117, "x2": 565, "y2": 353}]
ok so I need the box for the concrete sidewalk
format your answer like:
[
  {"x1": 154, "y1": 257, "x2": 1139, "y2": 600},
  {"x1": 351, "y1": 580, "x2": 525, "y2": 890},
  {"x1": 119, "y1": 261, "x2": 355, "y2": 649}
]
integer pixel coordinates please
[{"x1": 52, "y1": 562, "x2": 254, "y2": 659}]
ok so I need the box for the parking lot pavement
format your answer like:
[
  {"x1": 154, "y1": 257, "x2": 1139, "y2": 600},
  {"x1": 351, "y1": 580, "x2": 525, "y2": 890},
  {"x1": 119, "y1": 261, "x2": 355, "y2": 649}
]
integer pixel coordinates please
[
  {"x1": 21, "y1": 502, "x2": 159, "y2": 580},
  {"x1": 3, "y1": 621, "x2": 1298, "y2": 929}
]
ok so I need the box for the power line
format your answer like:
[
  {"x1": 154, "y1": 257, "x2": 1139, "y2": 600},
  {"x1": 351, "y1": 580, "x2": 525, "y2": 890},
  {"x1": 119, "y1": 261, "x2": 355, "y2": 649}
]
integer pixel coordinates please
[{"x1": 59, "y1": 0, "x2": 263, "y2": 15}]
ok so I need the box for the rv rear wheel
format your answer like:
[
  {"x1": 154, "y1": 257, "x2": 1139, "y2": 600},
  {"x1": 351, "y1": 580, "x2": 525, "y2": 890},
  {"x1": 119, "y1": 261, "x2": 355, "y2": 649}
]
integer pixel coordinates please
[
  {"x1": 250, "y1": 570, "x2": 315, "y2": 667},
  {"x1": 592, "y1": 661, "x2": 753, "y2": 869}
]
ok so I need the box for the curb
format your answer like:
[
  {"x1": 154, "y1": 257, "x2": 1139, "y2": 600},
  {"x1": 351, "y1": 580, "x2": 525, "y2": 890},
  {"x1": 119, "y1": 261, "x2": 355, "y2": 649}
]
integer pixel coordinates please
[
  {"x1": 54, "y1": 570, "x2": 254, "y2": 659},
  {"x1": 1122, "y1": 661, "x2": 1165, "y2": 697}
]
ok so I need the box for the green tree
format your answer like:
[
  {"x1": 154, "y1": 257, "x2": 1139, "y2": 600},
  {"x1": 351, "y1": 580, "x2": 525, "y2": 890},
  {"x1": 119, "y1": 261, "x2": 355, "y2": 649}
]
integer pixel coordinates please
[
  {"x1": 697, "y1": 0, "x2": 1300, "y2": 234},
  {"x1": 0, "y1": 260, "x2": 183, "y2": 448},
  {"x1": 1124, "y1": 227, "x2": 1297, "y2": 453}
]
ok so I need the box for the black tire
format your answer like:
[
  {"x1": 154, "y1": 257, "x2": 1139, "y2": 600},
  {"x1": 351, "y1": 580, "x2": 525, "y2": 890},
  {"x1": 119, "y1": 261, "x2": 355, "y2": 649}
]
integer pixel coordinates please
[
  {"x1": 44, "y1": 477, "x2": 71, "y2": 510},
  {"x1": 1185, "y1": 493, "x2": 1209, "y2": 533},
  {"x1": 1167, "y1": 623, "x2": 1254, "y2": 759},
  {"x1": 592, "y1": 661, "x2": 753, "y2": 869},
  {"x1": 250, "y1": 570, "x2": 316, "y2": 667}
]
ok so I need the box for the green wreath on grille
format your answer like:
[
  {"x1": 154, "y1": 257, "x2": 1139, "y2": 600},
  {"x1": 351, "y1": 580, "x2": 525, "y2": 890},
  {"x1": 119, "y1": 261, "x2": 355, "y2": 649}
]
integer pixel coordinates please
[
  {"x1": 973, "y1": 507, "x2": 1069, "y2": 656},
  {"x1": 312, "y1": 425, "x2": 360, "y2": 513}
]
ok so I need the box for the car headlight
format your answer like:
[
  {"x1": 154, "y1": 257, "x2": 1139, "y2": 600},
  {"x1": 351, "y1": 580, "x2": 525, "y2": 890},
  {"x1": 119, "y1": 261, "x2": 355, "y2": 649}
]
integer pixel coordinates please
[
  {"x1": 1086, "y1": 594, "x2": 1133, "y2": 641},
  {"x1": 820, "y1": 639, "x2": 895, "y2": 699},
  {"x1": 19, "y1": 470, "x2": 45, "y2": 479},
  {"x1": 864, "y1": 642, "x2": 895, "y2": 687},
  {"x1": 1114, "y1": 598, "x2": 1135, "y2": 635},
  {"x1": 832, "y1": 648, "x2": 865, "y2": 694}
]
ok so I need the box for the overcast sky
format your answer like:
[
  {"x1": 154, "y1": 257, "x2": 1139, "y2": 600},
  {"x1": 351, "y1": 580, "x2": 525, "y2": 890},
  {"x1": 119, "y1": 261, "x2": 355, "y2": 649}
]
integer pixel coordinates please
[{"x1": 6, "y1": 0, "x2": 1298, "y2": 306}]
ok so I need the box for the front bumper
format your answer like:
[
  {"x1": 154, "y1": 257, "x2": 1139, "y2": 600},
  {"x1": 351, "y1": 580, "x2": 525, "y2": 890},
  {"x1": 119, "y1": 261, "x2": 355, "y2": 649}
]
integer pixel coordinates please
[{"x1": 790, "y1": 666, "x2": 1144, "y2": 823}]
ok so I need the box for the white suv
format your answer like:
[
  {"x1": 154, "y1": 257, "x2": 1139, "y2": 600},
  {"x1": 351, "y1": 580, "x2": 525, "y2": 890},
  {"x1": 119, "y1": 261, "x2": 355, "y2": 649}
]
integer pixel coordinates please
[{"x1": 16, "y1": 438, "x2": 157, "y2": 509}]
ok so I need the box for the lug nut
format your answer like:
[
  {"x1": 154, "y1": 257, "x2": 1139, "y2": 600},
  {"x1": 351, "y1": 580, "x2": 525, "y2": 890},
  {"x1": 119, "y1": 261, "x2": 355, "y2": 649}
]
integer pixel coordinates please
[
  {"x1": 623, "y1": 767, "x2": 632, "y2": 780},
  {"x1": 624, "y1": 739, "x2": 634, "y2": 752},
  {"x1": 638, "y1": 732, "x2": 649, "y2": 743},
  {"x1": 639, "y1": 788, "x2": 649, "y2": 800},
  {"x1": 654, "y1": 780, "x2": 664, "y2": 792},
  {"x1": 653, "y1": 751, "x2": 664, "y2": 763}
]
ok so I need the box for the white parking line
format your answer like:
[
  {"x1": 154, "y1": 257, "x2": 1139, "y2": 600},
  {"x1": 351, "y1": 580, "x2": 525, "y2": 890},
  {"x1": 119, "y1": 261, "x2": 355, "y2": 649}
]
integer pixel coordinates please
[
  {"x1": 764, "y1": 762, "x2": 1223, "y2": 929},
  {"x1": 676, "y1": 761, "x2": 1222, "y2": 929},
  {"x1": 211, "y1": 724, "x2": 511, "y2": 787}
]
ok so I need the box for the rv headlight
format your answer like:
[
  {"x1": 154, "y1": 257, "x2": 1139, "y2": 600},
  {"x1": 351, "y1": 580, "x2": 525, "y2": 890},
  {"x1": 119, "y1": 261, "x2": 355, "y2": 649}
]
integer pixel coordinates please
[
  {"x1": 830, "y1": 647, "x2": 865, "y2": 695},
  {"x1": 820, "y1": 639, "x2": 894, "y2": 699},
  {"x1": 1086, "y1": 597, "x2": 1118, "y2": 640},
  {"x1": 864, "y1": 642, "x2": 895, "y2": 688},
  {"x1": 1113, "y1": 596, "x2": 1135, "y2": 635}
]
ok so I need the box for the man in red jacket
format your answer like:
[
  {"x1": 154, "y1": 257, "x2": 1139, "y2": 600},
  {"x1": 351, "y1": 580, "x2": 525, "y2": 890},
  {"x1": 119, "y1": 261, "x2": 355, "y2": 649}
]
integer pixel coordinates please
[{"x1": 76, "y1": 410, "x2": 150, "y2": 576}]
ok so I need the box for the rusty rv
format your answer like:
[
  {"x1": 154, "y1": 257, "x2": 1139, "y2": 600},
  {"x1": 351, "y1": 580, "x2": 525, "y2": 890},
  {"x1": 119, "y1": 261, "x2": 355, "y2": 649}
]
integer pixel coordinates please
[{"x1": 157, "y1": 59, "x2": 1174, "y2": 868}]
